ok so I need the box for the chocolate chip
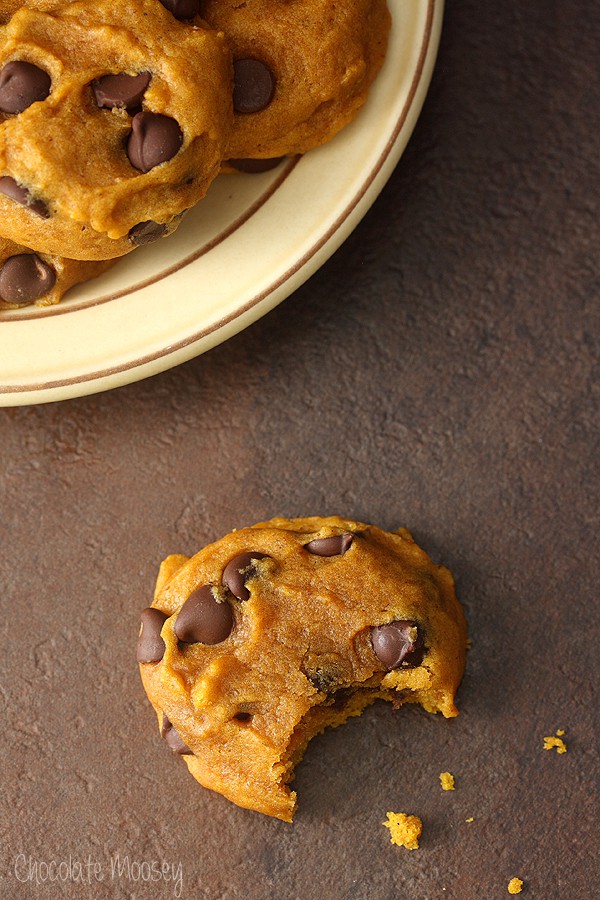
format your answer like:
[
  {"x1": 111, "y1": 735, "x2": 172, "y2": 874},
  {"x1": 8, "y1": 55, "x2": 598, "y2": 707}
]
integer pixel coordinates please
[
  {"x1": 0, "y1": 254, "x2": 55, "y2": 304},
  {"x1": 227, "y1": 157, "x2": 284, "y2": 174},
  {"x1": 127, "y1": 112, "x2": 182, "y2": 173},
  {"x1": 233, "y1": 59, "x2": 276, "y2": 114},
  {"x1": 0, "y1": 176, "x2": 49, "y2": 217},
  {"x1": 92, "y1": 71, "x2": 151, "y2": 112},
  {"x1": 174, "y1": 585, "x2": 233, "y2": 644},
  {"x1": 128, "y1": 220, "x2": 168, "y2": 245},
  {"x1": 370, "y1": 621, "x2": 425, "y2": 670},
  {"x1": 0, "y1": 61, "x2": 51, "y2": 114},
  {"x1": 305, "y1": 533, "x2": 354, "y2": 557},
  {"x1": 136, "y1": 607, "x2": 168, "y2": 663},
  {"x1": 233, "y1": 711, "x2": 253, "y2": 723},
  {"x1": 161, "y1": 716, "x2": 193, "y2": 755},
  {"x1": 222, "y1": 552, "x2": 270, "y2": 602},
  {"x1": 158, "y1": 0, "x2": 200, "y2": 19}
]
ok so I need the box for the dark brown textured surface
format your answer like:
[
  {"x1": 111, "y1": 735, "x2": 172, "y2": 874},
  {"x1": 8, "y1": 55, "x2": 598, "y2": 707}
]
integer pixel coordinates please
[{"x1": 1, "y1": 1, "x2": 598, "y2": 898}]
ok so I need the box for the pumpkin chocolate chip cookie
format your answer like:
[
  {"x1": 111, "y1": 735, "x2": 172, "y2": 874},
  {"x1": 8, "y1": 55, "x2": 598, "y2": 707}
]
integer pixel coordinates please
[
  {"x1": 137, "y1": 516, "x2": 467, "y2": 821},
  {"x1": 0, "y1": 0, "x2": 233, "y2": 259},
  {"x1": 201, "y1": 0, "x2": 391, "y2": 161},
  {"x1": 0, "y1": 235, "x2": 114, "y2": 308}
]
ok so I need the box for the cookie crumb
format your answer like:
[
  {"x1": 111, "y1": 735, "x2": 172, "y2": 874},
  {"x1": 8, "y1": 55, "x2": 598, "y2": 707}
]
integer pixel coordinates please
[
  {"x1": 383, "y1": 812, "x2": 422, "y2": 849},
  {"x1": 440, "y1": 771, "x2": 455, "y2": 791},
  {"x1": 508, "y1": 877, "x2": 523, "y2": 894},
  {"x1": 465, "y1": 816, "x2": 474, "y2": 823},
  {"x1": 543, "y1": 730, "x2": 567, "y2": 754}
]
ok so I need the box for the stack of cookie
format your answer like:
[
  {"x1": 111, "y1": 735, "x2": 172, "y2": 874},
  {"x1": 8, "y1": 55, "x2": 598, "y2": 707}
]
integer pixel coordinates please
[{"x1": 0, "y1": 0, "x2": 390, "y2": 308}]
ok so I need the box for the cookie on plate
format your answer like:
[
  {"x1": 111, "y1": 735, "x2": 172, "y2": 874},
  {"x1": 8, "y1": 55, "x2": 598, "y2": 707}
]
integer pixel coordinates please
[
  {"x1": 0, "y1": 235, "x2": 114, "y2": 308},
  {"x1": 201, "y1": 0, "x2": 391, "y2": 162},
  {"x1": 0, "y1": 0, "x2": 232, "y2": 259},
  {"x1": 137, "y1": 516, "x2": 467, "y2": 821}
]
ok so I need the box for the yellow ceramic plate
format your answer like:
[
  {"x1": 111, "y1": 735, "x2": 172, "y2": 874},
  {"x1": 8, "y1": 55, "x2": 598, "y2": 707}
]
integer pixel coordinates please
[{"x1": 0, "y1": 0, "x2": 443, "y2": 406}]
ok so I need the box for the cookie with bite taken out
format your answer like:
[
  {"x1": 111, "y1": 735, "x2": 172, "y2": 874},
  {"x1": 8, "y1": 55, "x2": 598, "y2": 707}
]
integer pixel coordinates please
[{"x1": 137, "y1": 516, "x2": 467, "y2": 821}]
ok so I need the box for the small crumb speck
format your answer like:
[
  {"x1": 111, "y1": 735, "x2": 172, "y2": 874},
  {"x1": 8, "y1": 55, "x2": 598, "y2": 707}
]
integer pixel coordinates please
[
  {"x1": 383, "y1": 812, "x2": 422, "y2": 850},
  {"x1": 543, "y1": 730, "x2": 567, "y2": 754},
  {"x1": 439, "y1": 771, "x2": 455, "y2": 791}
]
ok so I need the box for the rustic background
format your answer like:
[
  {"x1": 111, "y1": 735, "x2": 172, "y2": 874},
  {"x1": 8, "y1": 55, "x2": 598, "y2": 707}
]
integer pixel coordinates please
[{"x1": 1, "y1": 1, "x2": 598, "y2": 897}]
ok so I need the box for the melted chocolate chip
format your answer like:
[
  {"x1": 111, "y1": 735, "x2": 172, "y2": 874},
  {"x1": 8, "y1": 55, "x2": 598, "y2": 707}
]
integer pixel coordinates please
[
  {"x1": 392, "y1": 690, "x2": 412, "y2": 710},
  {"x1": 136, "y1": 607, "x2": 168, "y2": 663},
  {"x1": 233, "y1": 59, "x2": 276, "y2": 114},
  {"x1": 0, "y1": 61, "x2": 51, "y2": 114},
  {"x1": 222, "y1": 552, "x2": 269, "y2": 601},
  {"x1": 128, "y1": 220, "x2": 168, "y2": 245},
  {"x1": 227, "y1": 157, "x2": 284, "y2": 173},
  {"x1": 370, "y1": 620, "x2": 425, "y2": 670},
  {"x1": 161, "y1": 716, "x2": 193, "y2": 755},
  {"x1": 0, "y1": 254, "x2": 55, "y2": 304},
  {"x1": 158, "y1": 0, "x2": 200, "y2": 19},
  {"x1": 0, "y1": 176, "x2": 49, "y2": 217},
  {"x1": 174, "y1": 585, "x2": 233, "y2": 644},
  {"x1": 127, "y1": 112, "x2": 182, "y2": 173},
  {"x1": 233, "y1": 712, "x2": 253, "y2": 724},
  {"x1": 330, "y1": 687, "x2": 356, "y2": 709},
  {"x1": 92, "y1": 71, "x2": 151, "y2": 111},
  {"x1": 305, "y1": 533, "x2": 354, "y2": 557}
]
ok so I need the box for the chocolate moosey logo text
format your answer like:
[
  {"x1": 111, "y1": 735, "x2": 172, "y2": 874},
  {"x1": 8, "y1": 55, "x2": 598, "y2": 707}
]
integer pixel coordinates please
[{"x1": 13, "y1": 852, "x2": 183, "y2": 897}]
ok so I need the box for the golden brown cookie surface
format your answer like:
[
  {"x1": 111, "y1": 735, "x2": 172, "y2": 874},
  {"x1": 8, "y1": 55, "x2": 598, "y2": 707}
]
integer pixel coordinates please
[
  {"x1": 0, "y1": 235, "x2": 114, "y2": 307},
  {"x1": 137, "y1": 516, "x2": 467, "y2": 821},
  {"x1": 0, "y1": 0, "x2": 232, "y2": 259},
  {"x1": 202, "y1": 0, "x2": 391, "y2": 160}
]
